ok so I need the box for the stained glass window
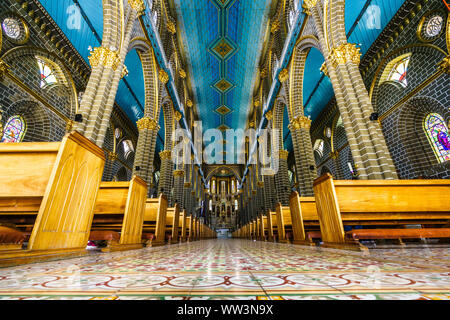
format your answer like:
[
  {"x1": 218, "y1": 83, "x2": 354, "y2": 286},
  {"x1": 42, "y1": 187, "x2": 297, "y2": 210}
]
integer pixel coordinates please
[
  {"x1": 1, "y1": 115, "x2": 26, "y2": 143},
  {"x1": 37, "y1": 58, "x2": 57, "y2": 88},
  {"x1": 424, "y1": 113, "x2": 450, "y2": 163},
  {"x1": 2, "y1": 18, "x2": 21, "y2": 39},
  {"x1": 388, "y1": 56, "x2": 410, "y2": 87}
]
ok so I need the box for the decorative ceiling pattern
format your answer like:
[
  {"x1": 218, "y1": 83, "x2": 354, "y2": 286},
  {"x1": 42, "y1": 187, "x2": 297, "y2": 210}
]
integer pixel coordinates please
[{"x1": 174, "y1": 0, "x2": 272, "y2": 132}]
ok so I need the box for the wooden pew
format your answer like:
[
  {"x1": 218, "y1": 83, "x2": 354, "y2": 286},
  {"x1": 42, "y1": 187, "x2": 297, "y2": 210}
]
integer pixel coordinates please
[
  {"x1": 261, "y1": 215, "x2": 268, "y2": 241},
  {"x1": 268, "y1": 211, "x2": 277, "y2": 242},
  {"x1": 165, "y1": 203, "x2": 180, "y2": 244},
  {"x1": 179, "y1": 210, "x2": 187, "y2": 242},
  {"x1": 90, "y1": 176, "x2": 147, "y2": 252},
  {"x1": 142, "y1": 194, "x2": 168, "y2": 247},
  {"x1": 0, "y1": 131, "x2": 105, "y2": 266},
  {"x1": 313, "y1": 174, "x2": 450, "y2": 250},
  {"x1": 274, "y1": 192, "x2": 320, "y2": 245}
]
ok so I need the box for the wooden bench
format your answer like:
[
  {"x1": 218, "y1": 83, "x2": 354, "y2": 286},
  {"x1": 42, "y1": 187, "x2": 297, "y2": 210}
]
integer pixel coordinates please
[
  {"x1": 179, "y1": 210, "x2": 187, "y2": 242},
  {"x1": 288, "y1": 192, "x2": 320, "y2": 245},
  {"x1": 165, "y1": 204, "x2": 180, "y2": 244},
  {"x1": 90, "y1": 176, "x2": 147, "y2": 252},
  {"x1": 0, "y1": 131, "x2": 105, "y2": 265},
  {"x1": 142, "y1": 194, "x2": 168, "y2": 247},
  {"x1": 268, "y1": 211, "x2": 278, "y2": 242},
  {"x1": 313, "y1": 174, "x2": 450, "y2": 250}
]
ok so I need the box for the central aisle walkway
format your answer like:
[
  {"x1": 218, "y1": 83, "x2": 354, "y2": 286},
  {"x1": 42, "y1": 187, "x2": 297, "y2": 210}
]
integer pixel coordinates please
[{"x1": 0, "y1": 240, "x2": 449, "y2": 300}]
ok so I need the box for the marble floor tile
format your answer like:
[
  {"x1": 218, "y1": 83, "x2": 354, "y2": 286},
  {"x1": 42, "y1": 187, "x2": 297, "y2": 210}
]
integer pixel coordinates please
[{"x1": 0, "y1": 239, "x2": 449, "y2": 300}]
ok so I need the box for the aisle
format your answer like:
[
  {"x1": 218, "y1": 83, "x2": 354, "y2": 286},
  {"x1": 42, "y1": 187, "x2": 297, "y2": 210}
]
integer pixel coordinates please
[{"x1": 0, "y1": 240, "x2": 449, "y2": 300}]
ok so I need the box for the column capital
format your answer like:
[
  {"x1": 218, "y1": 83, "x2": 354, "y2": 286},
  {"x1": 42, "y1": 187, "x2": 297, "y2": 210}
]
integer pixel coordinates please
[
  {"x1": 328, "y1": 43, "x2": 361, "y2": 68},
  {"x1": 291, "y1": 115, "x2": 312, "y2": 130},
  {"x1": 159, "y1": 150, "x2": 172, "y2": 160},
  {"x1": 173, "y1": 170, "x2": 185, "y2": 177},
  {"x1": 88, "y1": 47, "x2": 121, "y2": 70},
  {"x1": 137, "y1": 117, "x2": 159, "y2": 131},
  {"x1": 128, "y1": 0, "x2": 145, "y2": 15},
  {"x1": 279, "y1": 150, "x2": 289, "y2": 160},
  {"x1": 159, "y1": 69, "x2": 169, "y2": 84},
  {"x1": 278, "y1": 68, "x2": 289, "y2": 82},
  {"x1": 302, "y1": 0, "x2": 318, "y2": 15}
]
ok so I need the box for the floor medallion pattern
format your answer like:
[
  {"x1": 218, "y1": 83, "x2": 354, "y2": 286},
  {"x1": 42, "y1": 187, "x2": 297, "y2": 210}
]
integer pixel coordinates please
[{"x1": 0, "y1": 240, "x2": 449, "y2": 300}]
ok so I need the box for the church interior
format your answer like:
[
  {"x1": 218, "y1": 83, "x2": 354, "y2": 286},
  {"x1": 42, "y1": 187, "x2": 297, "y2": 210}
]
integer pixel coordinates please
[{"x1": 0, "y1": 0, "x2": 449, "y2": 301}]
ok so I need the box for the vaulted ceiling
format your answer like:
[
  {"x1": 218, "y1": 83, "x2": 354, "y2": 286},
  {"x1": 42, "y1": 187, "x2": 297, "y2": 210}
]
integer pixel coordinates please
[
  {"x1": 38, "y1": 0, "x2": 407, "y2": 155},
  {"x1": 173, "y1": 0, "x2": 273, "y2": 132}
]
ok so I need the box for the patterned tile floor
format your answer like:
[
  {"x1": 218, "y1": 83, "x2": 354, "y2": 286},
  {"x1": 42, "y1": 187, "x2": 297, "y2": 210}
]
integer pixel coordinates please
[{"x1": 0, "y1": 239, "x2": 449, "y2": 300}]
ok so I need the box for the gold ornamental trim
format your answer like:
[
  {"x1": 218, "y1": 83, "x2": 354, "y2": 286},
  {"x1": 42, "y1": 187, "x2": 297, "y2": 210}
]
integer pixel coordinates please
[
  {"x1": 108, "y1": 152, "x2": 118, "y2": 161},
  {"x1": 265, "y1": 109, "x2": 273, "y2": 121},
  {"x1": 129, "y1": 0, "x2": 145, "y2": 15},
  {"x1": 88, "y1": 47, "x2": 121, "y2": 71},
  {"x1": 174, "y1": 111, "x2": 182, "y2": 121},
  {"x1": 260, "y1": 68, "x2": 268, "y2": 79},
  {"x1": 278, "y1": 68, "x2": 289, "y2": 82},
  {"x1": 271, "y1": 20, "x2": 280, "y2": 33},
  {"x1": 320, "y1": 62, "x2": 329, "y2": 77},
  {"x1": 328, "y1": 43, "x2": 361, "y2": 68},
  {"x1": 184, "y1": 182, "x2": 191, "y2": 188},
  {"x1": 159, "y1": 150, "x2": 172, "y2": 160},
  {"x1": 136, "y1": 117, "x2": 159, "y2": 131},
  {"x1": 179, "y1": 69, "x2": 187, "y2": 79},
  {"x1": 173, "y1": 170, "x2": 185, "y2": 177},
  {"x1": 166, "y1": 21, "x2": 176, "y2": 34},
  {"x1": 438, "y1": 55, "x2": 450, "y2": 74},
  {"x1": 159, "y1": 69, "x2": 169, "y2": 84},
  {"x1": 121, "y1": 65, "x2": 129, "y2": 79},
  {"x1": 279, "y1": 150, "x2": 289, "y2": 160},
  {"x1": 0, "y1": 59, "x2": 10, "y2": 79},
  {"x1": 257, "y1": 181, "x2": 264, "y2": 188},
  {"x1": 291, "y1": 115, "x2": 312, "y2": 129},
  {"x1": 302, "y1": 0, "x2": 318, "y2": 15},
  {"x1": 186, "y1": 99, "x2": 193, "y2": 108}
]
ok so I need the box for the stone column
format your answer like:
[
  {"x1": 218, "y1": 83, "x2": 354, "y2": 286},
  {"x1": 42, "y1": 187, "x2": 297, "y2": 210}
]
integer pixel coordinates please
[
  {"x1": 76, "y1": 2, "x2": 144, "y2": 147},
  {"x1": 274, "y1": 150, "x2": 290, "y2": 206},
  {"x1": 133, "y1": 117, "x2": 159, "y2": 196},
  {"x1": 307, "y1": 3, "x2": 397, "y2": 180},
  {"x1": 289, "y1": 116, "x2": 317, "y2": 196},
  {"x1": 173, "y1": 169, "x2": 185, "y2": 207},
  {"x1": 158, "y1": 150, "x2": 174, "y2": 203}
]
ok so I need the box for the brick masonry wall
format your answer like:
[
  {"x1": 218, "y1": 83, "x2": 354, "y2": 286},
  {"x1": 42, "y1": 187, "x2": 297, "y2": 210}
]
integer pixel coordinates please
[
  {"x1": 311, "y1": 0, "x2": 449, "y2": 180},
  {"x1": 0, "y1": 0, "x2": 138, "y2": 181}
]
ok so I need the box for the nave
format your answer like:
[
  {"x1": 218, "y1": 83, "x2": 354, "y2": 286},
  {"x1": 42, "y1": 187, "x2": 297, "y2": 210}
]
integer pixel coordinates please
[{"x1": 0, "y1": 239, "x2": 449, "y2": 300}]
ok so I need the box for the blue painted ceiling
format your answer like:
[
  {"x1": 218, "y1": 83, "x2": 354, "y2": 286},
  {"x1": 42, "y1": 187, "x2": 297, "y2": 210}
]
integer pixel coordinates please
[
  {"x1": 173, "y1": 0, "x2": 272, "y2": 132},
  {"x1": 39, "y1": 0, "x2": 166, "y2": 150},
  {"x1": 287, "y1": 0, "x2": 406, "y2": 150},
  {"x1": 39, "y1": 0, "x2": 406, "y2": 156}
]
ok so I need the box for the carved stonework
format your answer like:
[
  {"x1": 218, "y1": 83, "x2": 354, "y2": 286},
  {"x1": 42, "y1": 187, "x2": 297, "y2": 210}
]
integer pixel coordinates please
[
  {"x1": 88, "y1": 47, "x2": 121, "y2": 71},
  {"x1": 173, "y1": 170, "x2": 185, "y2": 177},
  {"x1": 129, "y1": 0, "x2": 145, "y2": 15},
  {"x1": 159, "y1": 69, "x2": 169, "y2": 84},
  {"x1": 328, "y1": 43, "x2": 361, "y2": 68},
  {"x1": 279, "y1": 150, "x2": 289, "y2": 160},
  {"x1": 159, "y1": 150, "x2": 172, "y2": 160},
  {"x1": 137, "y1": 117, "x2": 159, "y2": 131},
  {"x1": 278, "y1": 68, "x2": 289, "y2": 82},
  {"x1": 167, "y1": 21, "x2": 177, "y2": 34},
  {"x1": 302, "y1": 0, "x2": 318, "y2": 15},
  {"x1": 291, "y1": 115, "x2": 311, "y2": 129}
]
